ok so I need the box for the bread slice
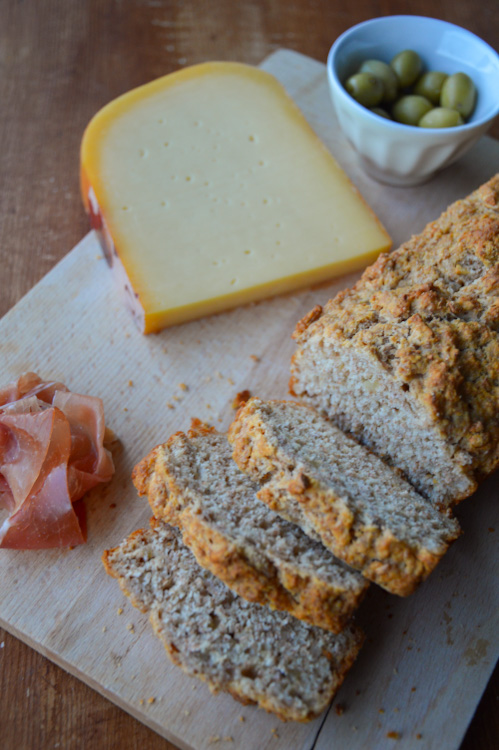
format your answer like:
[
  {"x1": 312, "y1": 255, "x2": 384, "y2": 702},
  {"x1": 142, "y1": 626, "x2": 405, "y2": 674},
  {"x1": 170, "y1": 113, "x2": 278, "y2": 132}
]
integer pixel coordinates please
[
  {"x1": 290, "y1": 175, "x2": 499, "y2": 508},
  {"x1": 131, "y1": 420, "x2": 368, "y2": 633},
  {"x1": 228, "y1": 398, "x2": 461, "y2": 596},
  {"x1": 103, "y1": 519, "x2": 364, "y2": 722}
]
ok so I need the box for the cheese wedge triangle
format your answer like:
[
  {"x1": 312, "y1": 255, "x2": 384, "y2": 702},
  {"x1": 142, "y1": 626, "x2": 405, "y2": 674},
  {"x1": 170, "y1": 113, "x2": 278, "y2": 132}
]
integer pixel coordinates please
[{"x1": 81, "y1": 62, "x2": 391, "y2": 333}]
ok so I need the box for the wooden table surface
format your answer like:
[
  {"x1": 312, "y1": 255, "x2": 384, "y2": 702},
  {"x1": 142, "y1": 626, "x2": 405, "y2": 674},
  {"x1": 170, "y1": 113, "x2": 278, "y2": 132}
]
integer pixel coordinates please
[{"x1": 1, "y1": 1, "x2": 497, "y2": 748}]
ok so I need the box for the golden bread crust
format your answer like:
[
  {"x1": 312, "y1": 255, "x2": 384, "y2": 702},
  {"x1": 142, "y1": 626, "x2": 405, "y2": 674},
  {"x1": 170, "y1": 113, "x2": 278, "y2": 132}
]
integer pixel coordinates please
[
  {"x1": 229, "y1": 398, "x2": 461, "y2": 597},
  {"x1": 104, "y1": 518, "x2": 365, "y2": 722},
  {"x1": 132, "y1": 431, "x2": 368, "y2": 632},
  {"x1": 291, "y1": 174, "x2": 499, "y2": 497}
]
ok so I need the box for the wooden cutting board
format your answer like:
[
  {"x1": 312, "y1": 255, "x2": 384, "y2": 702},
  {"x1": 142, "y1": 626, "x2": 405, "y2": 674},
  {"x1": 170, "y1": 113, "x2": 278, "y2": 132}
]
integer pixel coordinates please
[{"x1": 0, "y1": 50, "x2": 498, "y2": 750}]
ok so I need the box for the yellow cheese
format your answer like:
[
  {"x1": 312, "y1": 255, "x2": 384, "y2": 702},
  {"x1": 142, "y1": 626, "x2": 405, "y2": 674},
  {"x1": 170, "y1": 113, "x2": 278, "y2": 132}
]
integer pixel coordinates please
[{"x1": 81, "y1": 62, "x2": 391, "y2": 334}]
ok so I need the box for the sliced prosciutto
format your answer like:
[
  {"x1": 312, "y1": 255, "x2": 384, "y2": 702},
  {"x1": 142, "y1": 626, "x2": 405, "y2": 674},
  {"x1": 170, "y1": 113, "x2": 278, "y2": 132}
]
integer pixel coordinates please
[{"x1": 0, "y1": 373, "x2": 115, "y2": 549}]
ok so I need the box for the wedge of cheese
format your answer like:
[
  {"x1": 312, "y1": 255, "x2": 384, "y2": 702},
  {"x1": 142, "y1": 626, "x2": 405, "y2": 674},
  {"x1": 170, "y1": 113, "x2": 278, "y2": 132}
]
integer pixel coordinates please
[{"x1": 81, "y1": 62, "x2": 391, "y2": 334}]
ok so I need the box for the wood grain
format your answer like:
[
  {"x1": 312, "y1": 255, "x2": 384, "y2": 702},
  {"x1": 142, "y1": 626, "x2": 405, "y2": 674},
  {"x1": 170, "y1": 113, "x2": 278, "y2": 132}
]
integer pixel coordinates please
[
  {"x1": 0, "y1": 2, "x2": 498, "y2": 749},
  {"x1": 0, "y1": 219, "x2": 496, "y2": 750}
]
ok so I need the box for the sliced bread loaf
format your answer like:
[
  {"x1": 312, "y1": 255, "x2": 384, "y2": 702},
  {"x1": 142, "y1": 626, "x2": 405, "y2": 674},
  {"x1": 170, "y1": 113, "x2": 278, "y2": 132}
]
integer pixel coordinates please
[
  {"x1": 290, "y1": 175, "x2": 499, "y2": 508},
  {"x1": 103, "y1": 519, "x2": 364, "y2": 721},
  {"x1": 323, "y1": 174, "x2": 499, "y2": 328},
  {"x1": 132, "y1": 420, "x2": 368, "y2": 633},
  {"x1": 228, "y1": 398, "x2": 461, "y2": 596}
]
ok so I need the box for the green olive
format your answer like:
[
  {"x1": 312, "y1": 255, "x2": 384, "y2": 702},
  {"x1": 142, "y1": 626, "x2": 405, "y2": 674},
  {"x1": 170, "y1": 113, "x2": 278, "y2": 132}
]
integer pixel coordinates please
[
  {"x1": 359, "y1": 59, "x2": 399, "y2": 102},
  {"x1": 440, "y1": 73, "x2": 476, "y2": 118},
  {"x1": 345, "y1": 72, "x2": 384, "y2": 107},
  {"x1": 392, "y1": 95, "x2": 433, "y2": 126},
  {"x1": 413, "y1": 71, "x2": 448, "y2": 105},
  {"x1": 371, "y1": 106, "x2": 392, "y2": 120},
  {"x1": 418, "y1": 107, "x2": 465, "y2": 128},
  {"x1": 390, "y1": 50, "x2": 423, "y2": 88}
]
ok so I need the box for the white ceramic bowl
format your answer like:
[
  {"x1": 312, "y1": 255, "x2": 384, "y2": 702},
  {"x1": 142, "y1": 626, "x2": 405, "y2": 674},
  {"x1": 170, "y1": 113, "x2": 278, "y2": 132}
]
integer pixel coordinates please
[{"x1": 327, "y1": 16, "x2": 499, "y2": 186}]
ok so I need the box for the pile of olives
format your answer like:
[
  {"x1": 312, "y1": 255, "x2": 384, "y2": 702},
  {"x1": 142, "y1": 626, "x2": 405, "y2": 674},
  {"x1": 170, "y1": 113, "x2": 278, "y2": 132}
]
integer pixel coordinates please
[{"x1": 344, "y1": 50, "x2": 477, "y2": 128}]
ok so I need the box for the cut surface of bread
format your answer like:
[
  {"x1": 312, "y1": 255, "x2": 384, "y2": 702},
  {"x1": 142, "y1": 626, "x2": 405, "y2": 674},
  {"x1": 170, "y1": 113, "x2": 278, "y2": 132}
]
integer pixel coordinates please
[
  {"x1": 132, "y1": 421, "x2": 368, "y2": 632},
  {"x1": 228, "y1": 398, "x2": 461, "y2": 596},
  {"x1": 290, "y1": 174, "x2": 499, "y2": 508},
  {"x1": 103, "y1": 520, "x2": 364, "y2": 722}
]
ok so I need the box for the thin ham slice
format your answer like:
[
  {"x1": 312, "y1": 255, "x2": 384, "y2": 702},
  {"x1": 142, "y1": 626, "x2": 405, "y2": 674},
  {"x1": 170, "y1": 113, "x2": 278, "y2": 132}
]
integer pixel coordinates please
[
  {"x1": 0, "y1": 373, "x2": 115, "y2": 549},
  {"x1": 53, "y1": 391, "x2": 115, "y2": 501},
  {"x1": 0, "y1": 372, "x2": 68, "y2": 407}
]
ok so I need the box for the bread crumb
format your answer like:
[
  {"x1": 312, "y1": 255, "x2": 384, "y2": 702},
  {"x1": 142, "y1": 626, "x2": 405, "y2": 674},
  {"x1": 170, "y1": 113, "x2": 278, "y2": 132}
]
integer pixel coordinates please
[
  {"x1": 387, "y1": 731, "x2": 401, "y2": 739},
  {"x1": 215, "y1": 371, "x2": 223, "y2": 379},
  {"x1": 167, "y1": 402, "x2": 175, "y2": 409},
  {"x1": 239, "y1": 716, "x2": 245, "y2": 722},
  {"x1": 173, "y1": 395, "x2": 181, "y2": 402},
  {"x1": 139, "y1": 699, "x2": 144, "y2": 705},
  {"x1": 270, "y1": 727, "x2": 279, "y2": 738},
  {"x1": 117, "y1": 608, "x2": 123, "y2": 615},
  {"x1": 416, "y1": 734, "x2": 422, "y2": 740},
  {"x1": 179, "y1": 383, "x2": 188, "y2": 391},
  {"x1": 334, "y1": 703, "x2": 345, "y2": 716},
  {"x1": 223, "y1": 739, "x2": 233, "y2": 743},
  {"x1": 102, "y1": 626, "x2": 107, "y2": 633},
  {"x1": 232, "y1": 390, "x2": 251, "y2": 409},
  {"x1": 208, "y1": 737, "x2": 220, "y2": 744},
  {"x1": 184, "y1": 710, "x2": 190, "y2": 716},
  {"x1": 227, "y1": 377, "x2": 234, "y2": 385},
  {"x1": 123, "y1": 407, "x2": 128, "y2": 412},
  {"x1": 126, "y1": 623, "x2": 135, "y2": 633},
  {"x1": 379, "y1": 708, "x2": 385, "y2": 714},
  {"x1": 411, "y1": 686, "x2": 417, "y2": 692},
  {"x1": 148, "y1": 697, "x2": 155, "y2": 704},
  {"x1": 488, "y1": 527, "x2": 495, "y2": 532},
  {"x1": 204, "y1": 376, "x2": 212, "y2": 383},
  {"x1": 250, "y1": 354, "x2": 260, "y2": 362},
  {"x1": 128, "y1": 380, "x2": 134, "y2": 387}
]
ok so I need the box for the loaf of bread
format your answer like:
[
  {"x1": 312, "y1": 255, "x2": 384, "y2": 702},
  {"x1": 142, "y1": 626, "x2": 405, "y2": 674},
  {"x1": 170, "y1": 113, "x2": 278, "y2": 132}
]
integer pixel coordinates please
[
  {"x1": 132, "y1": 419, "x2": 368, "y2": 632},
  {"x1": 290, "y1": 175, "x2": 499, "y2": 508},
  {"x1": 229, "y1": 398, "x2": 460, "y2": 596},
  {"x1": 103, "y1": 519, "x2": 364, "y2": 721}
]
